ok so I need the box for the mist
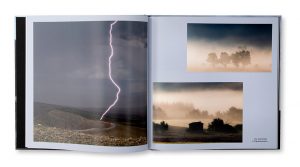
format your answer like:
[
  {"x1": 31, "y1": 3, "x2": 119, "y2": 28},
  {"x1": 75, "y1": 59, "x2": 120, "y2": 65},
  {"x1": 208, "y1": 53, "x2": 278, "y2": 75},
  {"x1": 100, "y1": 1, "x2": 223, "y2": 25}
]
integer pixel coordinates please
[
  {"x1": 153, "y1": 83, "x2": 243, "y2": 127},
  {"x1": 187, "y1": 24, "x2": 272, "y2": 72}
]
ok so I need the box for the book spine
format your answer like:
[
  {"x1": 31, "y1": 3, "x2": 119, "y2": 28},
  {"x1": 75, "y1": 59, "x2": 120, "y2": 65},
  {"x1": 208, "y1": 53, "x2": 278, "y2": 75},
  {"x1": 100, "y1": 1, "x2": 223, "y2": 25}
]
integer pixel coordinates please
[{"x1": 15, "y1": 17, "x2": 26, "y2": 149}]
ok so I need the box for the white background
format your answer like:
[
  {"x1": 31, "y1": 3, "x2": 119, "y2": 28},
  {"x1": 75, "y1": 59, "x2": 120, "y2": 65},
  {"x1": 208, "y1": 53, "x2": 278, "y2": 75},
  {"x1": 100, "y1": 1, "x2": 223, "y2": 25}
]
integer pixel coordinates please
[{"x1": 0, "y1": 0, "x2": 299, "y2": 166}]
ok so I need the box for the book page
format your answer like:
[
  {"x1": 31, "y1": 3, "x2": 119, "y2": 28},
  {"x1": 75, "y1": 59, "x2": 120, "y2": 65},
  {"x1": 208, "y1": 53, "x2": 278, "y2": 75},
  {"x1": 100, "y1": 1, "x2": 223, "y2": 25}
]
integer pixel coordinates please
[
  {"x1": 25, "y1": 15, "x2": 148, "y2": 153},
  {"x1": 149, "y1": 16, "x2": 279, "y2": 150}
]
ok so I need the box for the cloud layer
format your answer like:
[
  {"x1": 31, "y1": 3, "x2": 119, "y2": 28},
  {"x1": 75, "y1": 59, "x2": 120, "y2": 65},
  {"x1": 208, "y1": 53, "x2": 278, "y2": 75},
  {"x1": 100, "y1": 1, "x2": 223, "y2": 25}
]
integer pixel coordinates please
[{"x1": 188, "y1": 23, "x2": 272, "y2": 49}]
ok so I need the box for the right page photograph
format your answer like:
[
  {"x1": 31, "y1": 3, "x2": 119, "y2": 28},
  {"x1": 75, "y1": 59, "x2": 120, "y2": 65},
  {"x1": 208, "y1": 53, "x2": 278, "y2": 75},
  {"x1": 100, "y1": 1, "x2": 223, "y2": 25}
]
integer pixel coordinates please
[
  {"x1": 153, "y1": 82, "x2": 243, "y2": 143},
  {"x1": 187, "y1": 23, "x2": 272, "y2": 72},
  {"x1": 149, "y1": 16, "x2": 280, "y2": 150}
]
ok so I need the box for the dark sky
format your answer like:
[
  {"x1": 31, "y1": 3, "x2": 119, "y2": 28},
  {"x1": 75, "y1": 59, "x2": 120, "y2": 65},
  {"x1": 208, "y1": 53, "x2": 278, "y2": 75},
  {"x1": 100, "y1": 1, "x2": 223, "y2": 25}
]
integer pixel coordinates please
[
  {"x1": 34, "y1": 21, "x2": 147, "y2": 110},
  {"x1": 188, "y1": 24, "x2": 272, "y2": 49},
  {"x1": 154, "y1": 82, "x2": 243, "y2": 92}
]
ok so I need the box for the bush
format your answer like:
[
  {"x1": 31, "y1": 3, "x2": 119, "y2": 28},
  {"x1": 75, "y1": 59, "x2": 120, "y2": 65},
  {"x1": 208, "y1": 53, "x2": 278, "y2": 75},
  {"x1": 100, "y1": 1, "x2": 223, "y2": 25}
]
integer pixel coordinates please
[
  {"x1": 153, "y1": 121, "x2": 169, "y2": 131},
  {"x1": 208, "y1": 118, "x2": 237, "y2": 133}
]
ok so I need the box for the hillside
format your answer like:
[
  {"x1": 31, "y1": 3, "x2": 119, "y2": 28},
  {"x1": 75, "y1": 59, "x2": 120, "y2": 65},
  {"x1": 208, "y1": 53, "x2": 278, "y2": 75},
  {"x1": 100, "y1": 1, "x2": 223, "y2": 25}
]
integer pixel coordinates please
[
  {"x1": 34, "y1": 124, "x2": 146, "y2": 146},
  {"x1": 33, "y1": 102, "x2": 147, "y2": 146}
]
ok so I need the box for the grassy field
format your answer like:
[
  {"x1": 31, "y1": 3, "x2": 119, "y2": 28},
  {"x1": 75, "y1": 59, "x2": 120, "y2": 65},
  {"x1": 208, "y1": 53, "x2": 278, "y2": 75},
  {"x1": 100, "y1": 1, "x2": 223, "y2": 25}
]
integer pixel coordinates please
[{"x1": 154, "y1": 125, "x2": 242, "y2": 143}]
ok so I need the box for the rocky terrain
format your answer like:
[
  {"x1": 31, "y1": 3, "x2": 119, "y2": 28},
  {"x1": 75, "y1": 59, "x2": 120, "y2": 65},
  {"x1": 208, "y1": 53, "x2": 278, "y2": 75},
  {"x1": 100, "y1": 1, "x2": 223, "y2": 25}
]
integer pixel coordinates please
[{"x1": 34, "y1": 124, "x2": 147, "y2": 146}]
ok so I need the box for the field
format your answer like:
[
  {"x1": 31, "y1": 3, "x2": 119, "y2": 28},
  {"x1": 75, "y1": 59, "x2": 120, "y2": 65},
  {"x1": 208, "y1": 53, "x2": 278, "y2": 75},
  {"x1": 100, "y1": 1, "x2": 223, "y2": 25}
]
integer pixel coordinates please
[
  {"x1": 187, "y1": 66, "x2": 271, "y2": 72},
  {"x1": 34, "y1": 102, "x2": 147, "y2": 146},
  {"x1": 34, "y1": 124, "x2": 146, "y2": 146},
  {"x1": 154, "y1": 125, "x2": 242, "y2": 143}
]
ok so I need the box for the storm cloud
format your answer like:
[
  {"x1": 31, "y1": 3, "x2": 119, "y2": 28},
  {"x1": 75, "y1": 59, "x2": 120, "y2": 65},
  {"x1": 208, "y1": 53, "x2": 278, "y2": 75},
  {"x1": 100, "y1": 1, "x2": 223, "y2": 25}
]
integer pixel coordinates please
[
  {"x1": 188, "y1": 24, "x2": 272, "y2": 49},
  {"x1": 34, "y1": 21, "x2": 147, "y2": 110}
]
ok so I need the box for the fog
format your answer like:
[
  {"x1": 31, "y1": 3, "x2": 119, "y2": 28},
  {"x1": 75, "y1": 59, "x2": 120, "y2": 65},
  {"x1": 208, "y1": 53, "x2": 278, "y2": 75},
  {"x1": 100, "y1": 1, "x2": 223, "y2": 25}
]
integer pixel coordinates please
[
  {"x1": 153, "y1": 83, "x2": 243, "y2": 127},
  {"x1": 187, "y1": 24, "x2": 272, "y2": 72},
  {"x1": 153, "y1": 83, "x2": 243, "y2": 114}
]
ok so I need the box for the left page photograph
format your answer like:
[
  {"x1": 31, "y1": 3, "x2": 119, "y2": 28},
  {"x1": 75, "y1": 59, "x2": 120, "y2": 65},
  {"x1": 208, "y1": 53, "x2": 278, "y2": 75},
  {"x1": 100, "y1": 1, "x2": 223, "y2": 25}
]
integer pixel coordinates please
[{"x1": 18, "y1": 16, "x2": 148, "y2": 152}]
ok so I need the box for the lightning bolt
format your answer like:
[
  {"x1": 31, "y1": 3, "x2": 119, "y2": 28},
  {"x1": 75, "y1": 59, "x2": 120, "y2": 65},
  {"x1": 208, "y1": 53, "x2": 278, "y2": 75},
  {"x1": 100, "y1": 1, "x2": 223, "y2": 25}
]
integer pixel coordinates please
[{"x1": 100, "y1": 21, "x2": 120, "y2": 120}]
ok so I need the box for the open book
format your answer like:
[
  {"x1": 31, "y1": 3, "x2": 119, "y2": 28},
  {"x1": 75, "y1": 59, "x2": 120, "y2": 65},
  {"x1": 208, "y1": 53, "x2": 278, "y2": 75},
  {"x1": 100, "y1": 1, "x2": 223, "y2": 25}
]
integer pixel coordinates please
[{"x1": 15, "y1": 15, "x2": 280, "y2": 152}]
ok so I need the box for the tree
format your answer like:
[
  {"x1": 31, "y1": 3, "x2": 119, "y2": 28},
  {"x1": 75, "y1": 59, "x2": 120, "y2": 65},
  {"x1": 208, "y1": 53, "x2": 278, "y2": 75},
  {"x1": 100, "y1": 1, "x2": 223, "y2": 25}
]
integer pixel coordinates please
[
  {"x1": 231, "y1": 49, "x2": 251, "y2": 68},
  {"x1": 207, "y1": 52, "x2": 218, "y2": 67},
  {"x1": 208, "y1": 118, "x2": 224, "y2": 131},
  {"x1": 231, "y1": 52, "x2": 241, "y2": 67},
  {"x1": 219, "y1": 52, "x2": 231, "y2": 67},
  {"x1": 160, "y1": 121, "x2": 169, "y2": 130},
  {"x1": 234, "y1": 124, "x2": 243, "y2": 132},
  {"x1": 208, "y1": 118, "x2": 237, "y2": 133},
  {"x1": 240, "y1": 50, "x2": 251, "y2": 67},
  {"x1": 153, "y1": 121, "x2": 169, "y2": 131}
]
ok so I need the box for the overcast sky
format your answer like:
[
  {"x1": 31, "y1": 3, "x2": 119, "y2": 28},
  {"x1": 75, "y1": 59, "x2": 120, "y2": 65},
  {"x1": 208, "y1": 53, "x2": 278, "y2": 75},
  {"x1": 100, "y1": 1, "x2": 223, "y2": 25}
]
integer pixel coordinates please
[{"x1": 34, "y1": 21, "x2": 147, "y2": 110}]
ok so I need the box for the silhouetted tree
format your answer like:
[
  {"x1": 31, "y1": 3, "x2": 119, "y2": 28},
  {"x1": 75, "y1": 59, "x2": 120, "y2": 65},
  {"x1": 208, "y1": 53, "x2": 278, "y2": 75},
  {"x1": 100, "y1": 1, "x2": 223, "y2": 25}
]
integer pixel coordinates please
[
  {"x1": 219, "y1": 52, "x2": 231, "y2": 67},
  {"x1": 222, "y1": 124, "x2": 237, "y2": 133},
  {"x1": 240, "y1": 50, "x2": 251, "y2": 67},
  {"x1": 208, "y1": 118, "x2": 224, "y2": 131},
  {"x1": 234, "y1": 124, "x2": 243, "y2": 132},
  {"x1": 231, "y1": 48, "x2": 251, "y2": 68},
  {"x1": 160, "y1": 121, "x2": 169, "y2": 130},
  {"x1": 153, "y1": 121, "x2": 169, "y2": 131},
  {"x1": 208, "y1": 118, "x2": 237, "y2": 133},
  {"x1": 207, "y1": 52, "x2": 218, "y2": 67},
  {"x1": 231, "y1": 52, "x2": 241, "y2": 67}
]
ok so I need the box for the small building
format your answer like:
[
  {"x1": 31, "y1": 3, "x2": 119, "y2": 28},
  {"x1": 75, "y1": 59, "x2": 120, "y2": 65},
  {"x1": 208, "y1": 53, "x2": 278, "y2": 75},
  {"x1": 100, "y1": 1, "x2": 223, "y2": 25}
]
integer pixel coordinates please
[{"x1": 188, "y1": 121, "x2": 203, "y2": 133}]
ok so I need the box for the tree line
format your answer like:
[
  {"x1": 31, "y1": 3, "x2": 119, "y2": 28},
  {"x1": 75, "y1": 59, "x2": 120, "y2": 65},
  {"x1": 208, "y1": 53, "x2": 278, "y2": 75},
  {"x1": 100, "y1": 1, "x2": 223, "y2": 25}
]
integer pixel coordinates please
[
  {"x1": 206, "y1": 48, "x2": 251, "y2": 68},
  {"x1": 154, "y1": 118, "x2": 242, "y2": 133}
]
